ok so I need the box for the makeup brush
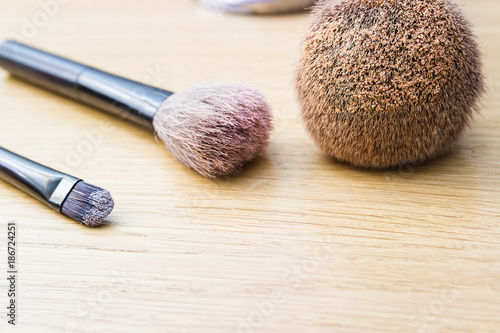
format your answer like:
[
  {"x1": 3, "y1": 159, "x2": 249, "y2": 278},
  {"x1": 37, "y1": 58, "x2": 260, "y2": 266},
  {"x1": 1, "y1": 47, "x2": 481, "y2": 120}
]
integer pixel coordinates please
[
  {"x1": 0, "y1": 147, "x2": 114, "y2": 227},
  {"x1": 0, "y1": 41, "x2": 272, "y2": 179},
  {"x1": 198, "y1": 0, "x2": 316, "y2": 14},
  {"x1": 296, "y1": 0, "x2": 484, "y2": 169}
]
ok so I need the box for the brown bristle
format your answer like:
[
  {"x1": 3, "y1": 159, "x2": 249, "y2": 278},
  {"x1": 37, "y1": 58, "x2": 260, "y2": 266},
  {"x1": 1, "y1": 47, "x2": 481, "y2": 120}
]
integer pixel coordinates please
[
  {"x1": 153, "y1": 83, "x2": 273, "y2": 179},
  {"x1": 296, "y1": 0, "x2": 484, "y2": 168},
  {"x1": 61, "y1": 181, "x2": 114, "y2": 227}
]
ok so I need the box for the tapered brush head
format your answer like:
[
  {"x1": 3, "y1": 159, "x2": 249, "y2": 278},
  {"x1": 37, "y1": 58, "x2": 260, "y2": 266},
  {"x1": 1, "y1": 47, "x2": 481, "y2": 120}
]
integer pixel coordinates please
[
  {"x1": 296, "y1": 0, "x2": 484, "y2": 168},
  {"x1": 153, "y1": 83, "x2": 273, "y2": 179},
  {"x1": 61, "y1": 181, "x2": 114, "y2": 227}
]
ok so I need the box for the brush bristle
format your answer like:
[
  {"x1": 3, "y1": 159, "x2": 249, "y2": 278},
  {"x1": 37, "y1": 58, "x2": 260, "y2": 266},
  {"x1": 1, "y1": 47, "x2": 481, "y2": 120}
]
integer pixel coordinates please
[
  {"x1": 61, "y1": 181, "x2": 114, "y2": 227},
  {"x1": 296, "y1": 0, "x2": 484, "y2": 168},
  {"x1": 153, "y1": 83, "x2": 273, "y2": 179}
]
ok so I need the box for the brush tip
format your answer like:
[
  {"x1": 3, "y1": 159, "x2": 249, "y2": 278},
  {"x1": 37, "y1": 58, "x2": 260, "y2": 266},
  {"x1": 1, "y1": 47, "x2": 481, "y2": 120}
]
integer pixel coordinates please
[
  {"x1": 61, "y1": 181, "x2": 114, "y2": 227},
  {"x1": 153, "y1": 82, "x2": 273, "y2": 179}
]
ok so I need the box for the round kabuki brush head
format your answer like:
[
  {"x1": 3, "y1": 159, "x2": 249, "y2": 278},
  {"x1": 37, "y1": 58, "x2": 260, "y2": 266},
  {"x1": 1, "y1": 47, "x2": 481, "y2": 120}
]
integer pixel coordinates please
[
  {"x1": 153, "y1": 83, "x2": 273, "y2": 179},
  {"x1": 296, "y1": 0, "x2": 484, "y2": 169}
]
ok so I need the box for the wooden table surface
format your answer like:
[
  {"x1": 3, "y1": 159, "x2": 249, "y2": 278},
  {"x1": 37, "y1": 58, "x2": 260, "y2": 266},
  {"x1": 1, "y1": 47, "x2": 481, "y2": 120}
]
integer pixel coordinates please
[{"x1": 0, "y1": 1, "x2": 499, "y2": 332}]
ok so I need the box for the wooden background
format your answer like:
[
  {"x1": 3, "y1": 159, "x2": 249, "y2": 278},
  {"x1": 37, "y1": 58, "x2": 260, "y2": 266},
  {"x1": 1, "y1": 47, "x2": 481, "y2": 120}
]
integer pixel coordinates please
[{"x1": 0, "y1": 1, "x2": 498, "y2": 332}]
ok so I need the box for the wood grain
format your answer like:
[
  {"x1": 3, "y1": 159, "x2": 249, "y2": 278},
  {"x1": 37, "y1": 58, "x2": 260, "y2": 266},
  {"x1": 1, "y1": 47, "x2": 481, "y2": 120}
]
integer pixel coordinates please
[{"x1": 0, "y1": 1, "x2": 498, "y2": 332}]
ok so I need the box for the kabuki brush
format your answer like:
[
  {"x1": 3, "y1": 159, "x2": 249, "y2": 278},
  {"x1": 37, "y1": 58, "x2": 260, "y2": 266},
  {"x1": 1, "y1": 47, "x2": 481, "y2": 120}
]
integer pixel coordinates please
[
  {"x1": 0, "y1": 41, "x2": 272, "y2": 179},
  {"x1": 0, "y1": 147, "x2": 114, "y2": 227},
  {"x1": 296, "y1": 0, "x2": 484, "y2": 169}
]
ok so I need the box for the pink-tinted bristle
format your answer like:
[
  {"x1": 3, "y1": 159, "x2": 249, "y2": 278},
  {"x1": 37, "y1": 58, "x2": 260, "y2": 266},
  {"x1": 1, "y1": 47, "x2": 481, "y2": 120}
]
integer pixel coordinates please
[{"x1": 153, "y1": 83, "x2": 273, "y2": 179}]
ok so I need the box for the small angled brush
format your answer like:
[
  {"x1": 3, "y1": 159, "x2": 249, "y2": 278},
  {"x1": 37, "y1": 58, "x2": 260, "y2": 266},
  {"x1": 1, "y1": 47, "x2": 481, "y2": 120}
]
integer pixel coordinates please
[
  {"x1": 0, "y1": 147, "x2": 114, "y2": 227},
  {"x1": 0, "y1": 41, "x2": 272, "y2": 179}
]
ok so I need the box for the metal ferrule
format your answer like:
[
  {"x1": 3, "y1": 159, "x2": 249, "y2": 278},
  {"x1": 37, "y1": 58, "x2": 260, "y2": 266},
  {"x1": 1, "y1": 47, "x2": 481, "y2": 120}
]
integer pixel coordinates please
[
  {"x1": 0, "y1": 147, "x2": 80, "y2": 212},
  {"x1": 0, "y1": 40, "x2": 174, "y2": 130}
]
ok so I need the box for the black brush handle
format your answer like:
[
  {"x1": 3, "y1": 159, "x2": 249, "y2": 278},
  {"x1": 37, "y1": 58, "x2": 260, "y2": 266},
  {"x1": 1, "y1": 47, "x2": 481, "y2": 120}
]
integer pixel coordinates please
[
  {"x1": 0, "y1": 147, "x2": 79, "y2": 212},
  {"x1": 0, "y1": 40, "x2": 174, "y2": 129}
]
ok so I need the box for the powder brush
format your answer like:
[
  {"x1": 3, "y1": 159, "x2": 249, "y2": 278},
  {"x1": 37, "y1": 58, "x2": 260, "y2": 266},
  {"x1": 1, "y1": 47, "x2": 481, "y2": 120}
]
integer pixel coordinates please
[
  {"x1": 0, "y1": 41, "x2": 272, "y2": 179},
  {"x1": 296, "y1": 0, "x2": 484, "y2": 169},
  {"x1": 0, "y1": 147, "x2": 114, "y2": 227}
]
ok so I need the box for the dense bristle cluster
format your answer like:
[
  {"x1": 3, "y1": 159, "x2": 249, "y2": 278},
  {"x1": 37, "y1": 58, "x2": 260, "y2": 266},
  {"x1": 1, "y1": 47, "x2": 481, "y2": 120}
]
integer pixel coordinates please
[
  {"x1": 296, "y1": 0, "x2": 484, "y2": 168},
  {"x1": 61, "y1": 181, "x2": 114, "y2": 227},
  {"x1": 153, "y1": 83, "x2": 273, "y2": 179}
]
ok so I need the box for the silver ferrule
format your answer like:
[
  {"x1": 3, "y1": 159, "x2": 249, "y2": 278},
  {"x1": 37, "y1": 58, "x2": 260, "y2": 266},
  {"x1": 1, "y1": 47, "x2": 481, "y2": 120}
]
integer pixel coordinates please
[
  {"x1": 0, "y1": 147, "x2": 80, "y2": 212},
  {"x1": 0, "y1": 40, "x2": 174, "y2": 130}
]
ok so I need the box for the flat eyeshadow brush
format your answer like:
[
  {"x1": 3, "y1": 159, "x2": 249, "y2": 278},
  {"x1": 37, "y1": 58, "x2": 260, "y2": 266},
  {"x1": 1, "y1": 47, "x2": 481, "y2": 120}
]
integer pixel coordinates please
[
  {"x1": 0, "y1": 147, "x2": 114, "y2": 227},
  {"x1": 0, "y1": 41, "x2": 272, "y2": 179}
]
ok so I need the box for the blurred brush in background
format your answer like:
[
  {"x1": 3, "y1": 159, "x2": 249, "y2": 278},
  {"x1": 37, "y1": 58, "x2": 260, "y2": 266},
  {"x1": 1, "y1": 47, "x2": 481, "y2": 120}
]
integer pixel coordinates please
[{"x1": 197, "y1": 0, "x2": 316, "y2": 14}]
